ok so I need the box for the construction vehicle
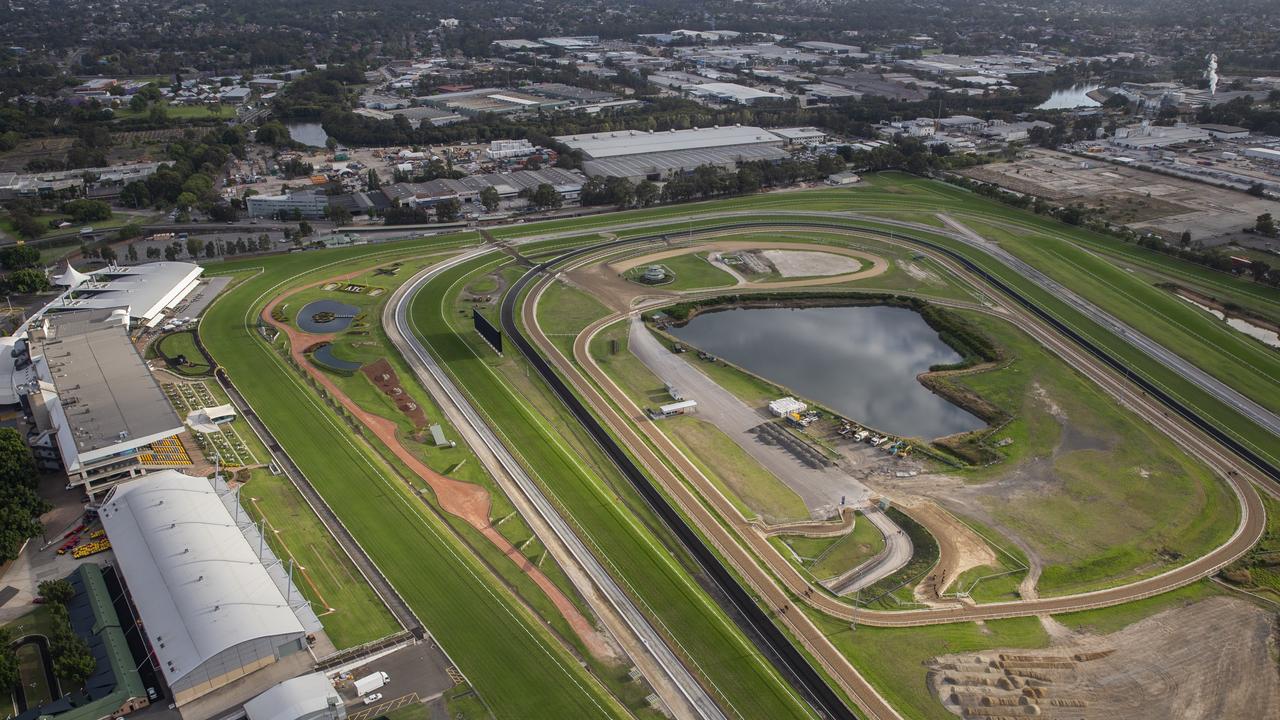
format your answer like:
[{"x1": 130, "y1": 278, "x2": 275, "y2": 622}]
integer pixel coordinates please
[{"x1": 853, "y1": 430, "x2": 870, "y2": 442}]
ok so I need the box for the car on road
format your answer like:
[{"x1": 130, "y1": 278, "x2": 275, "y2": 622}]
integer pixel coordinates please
[{"x1": 362, "y1": 694, "x2": 383, "y2": 705}]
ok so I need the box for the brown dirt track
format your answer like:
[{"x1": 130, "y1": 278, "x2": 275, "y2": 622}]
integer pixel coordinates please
[
  {"x1": 518, "y1": 224, "x2": 1267, "y2": 720},
  {"x1": 262, "y1": 269, "x2": 614, "y2": 662}
]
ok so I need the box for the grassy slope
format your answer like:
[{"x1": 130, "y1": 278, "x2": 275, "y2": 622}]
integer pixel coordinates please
[
  {"x1": 411, "y1": 253, "x2": 814, "y2": 720},
  {"x1": 240, "y1": 468, "x2": 399, "y2": 648},
  {"x1": 200, "y1": 241, "x2": 624, "y2": 720}
]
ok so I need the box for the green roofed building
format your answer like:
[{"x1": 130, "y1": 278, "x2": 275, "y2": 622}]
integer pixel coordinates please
[{"x1": 17, "y1": 564, "x2": 148, "y2": 720}]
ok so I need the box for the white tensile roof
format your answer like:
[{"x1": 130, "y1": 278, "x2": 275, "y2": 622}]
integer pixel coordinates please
[
  {"x1": 244, "y1": 673, "x2": 342, "y2": 720},
  {"x1": 99, "y1": 471, "x2": 306, "y2": 685}
]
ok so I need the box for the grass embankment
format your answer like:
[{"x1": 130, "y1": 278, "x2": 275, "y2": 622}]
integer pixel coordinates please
[
  {"x1": 964, "y1": 217, "x2": 1280, "y2": 417},
  {"x1": 280, "y1": 260, "x2": 602, "y2": 654},
  {"x1": 412, "y1": 253, "x2": 815, "y2": 720},
  {"x1": 774, "y1": 515, "x2": 887, "y2": 581},
  {"x1": 200, "y1": 240, "x2": 627, "y2": 720},
  {"x1": 240, "y1": 468, "x2": 400, "y2": 648},
  {"x1": 1221, "y1": 490, "x2": 1280, "y2": 603}
]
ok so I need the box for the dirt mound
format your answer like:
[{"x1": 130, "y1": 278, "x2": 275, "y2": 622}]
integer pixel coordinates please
[
  {"x1": 361, "y1": 358, "x2": 428, "y2": 429},
  {"x1": 927, "y1": 596, "x2": 1279, "y2": 719}
]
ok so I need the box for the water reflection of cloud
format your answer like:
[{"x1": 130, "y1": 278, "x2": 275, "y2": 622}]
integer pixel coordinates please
[{"x1": 671, "y1": 306, "x2": 983, "y2": 438}]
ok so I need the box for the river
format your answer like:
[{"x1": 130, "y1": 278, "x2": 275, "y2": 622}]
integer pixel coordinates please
[{"x1": 668, "y1": 305, "x2": 986, "y2": 439}]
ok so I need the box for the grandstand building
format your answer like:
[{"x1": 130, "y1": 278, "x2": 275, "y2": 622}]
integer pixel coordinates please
[
  {"x1": 47, "y1": 261, "x2": 203, "y2": 329},
  {"x1": 555, "y1": 125, "x2": 787, "y2": 182},
  {"x1": 100, "y1": 471, "x2": 322, "y2": 717},
  {"x1": 21, "y1": 309, "x2": 190, "y2": 495}
]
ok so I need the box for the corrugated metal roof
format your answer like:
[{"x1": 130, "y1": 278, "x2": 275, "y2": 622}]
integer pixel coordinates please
[
  {"x1": 100, "y1": 472, "x2": 306, "y2": 685},
  {"x1": 556, "y1": 125, "x2": 781, "y2": 158},
  {"x1": 244, "y1": 673, "x2": 342, "y2": 720}
]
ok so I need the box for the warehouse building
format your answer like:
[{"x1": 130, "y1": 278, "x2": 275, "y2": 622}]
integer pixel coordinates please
[
  {"x1": 556, "y1": 126, "x2": 787, "y2": 181},
  {"x1": 684, "y1": 82, "x2": 783, "y2": 105},
  {"x1": 420, "y1": 87, "x2": 568, "y2": 116},
  {"x1": 100, "y1": 471, "x2": 322, "y2": 716}
]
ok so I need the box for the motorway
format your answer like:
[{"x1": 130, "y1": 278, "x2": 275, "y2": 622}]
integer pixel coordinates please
[
  {"x1": 385, "y1": 249, "x2": 729, "y2": 720},
  {"x1": 382, "y1": 214, "x2": 1276, "y2": 720}
]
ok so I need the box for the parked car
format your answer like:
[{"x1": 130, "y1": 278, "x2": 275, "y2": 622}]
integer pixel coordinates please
[{"x1": 362, "y1": 694, "x2": 383, "y2": 705}]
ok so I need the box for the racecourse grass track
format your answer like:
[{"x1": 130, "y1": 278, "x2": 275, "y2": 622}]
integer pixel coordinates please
[
  {"x1": 410, "y1": 251, "x2": 817, "y2": 719},
  {"x1": 196, "y1": 171, "x2": 1280, "y2": 720},
  {"x1": 200, "y1": 241, "x2": 626, "y2": 720}
]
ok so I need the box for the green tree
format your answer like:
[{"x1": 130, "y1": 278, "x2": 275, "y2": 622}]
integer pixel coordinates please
[
  {"x1": 328, "y1": 205, "x2": 352, "y2": 226},
  {"x1": 38, "y1": 579, "x2": 75, "y2": 605},
  {"x1": 530, "y1": 183, "x2": 561, "y2": 210},
  {"x1": 0, "y1": 428, "x2": 45, "y2": 561},
  {"x1": 0, "y1": 627, "x2": 17, "y2": 691},
  {"x1": 1256, "y1": 213, "x2": 1277, "y2": 236},
  {"x1": 185, "y1": 237, "x2": 202, "y2": 258},
  {"x1": 0, "y1": 244, "x2": 40, "y2": 270},
  {"x1": 51, "y1": 634, "x2": 95, "y2": 689},
  {"x1": 176, "y1": 192, "x2": 197, "y2": 210},
  {"x1": 366, "y1": 169, "x2": 381, "y2": 190},
  {"x1": 479, "y1": 186, "x2": 500, "y2": 213},
  {"x1": 126, "y1": 243, "x2": 138, "y2": 263},
  {"x1": 10, "y1": 213, "x2": 45, "y2": 239},
  {"x1": 435, "y1": 199, "x2": 461, "y2": 223},
  {"x1": 635, "y1": 180, "x2": 659, "y2": 207},
  {"x1": 297, "y1": 221, "x2": 313, "y2": 237},
  {"x1": 3, "y1": 269, "x2": 49, "y2": 294}
]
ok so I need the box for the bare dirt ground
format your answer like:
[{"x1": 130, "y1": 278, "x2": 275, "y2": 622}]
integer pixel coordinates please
[
  {"x1": 897, "y1": 499, "x2": 997, "y2": 602},
  {"x1": 959, "y1": 148, "x2": 1280, "y2": 241},
  {"x1": 927, "y1": 596, "x2": 1280, "y2": 719},
  {"x1": 362, "y1": 358, "x2": 429, "y2": 429},
  {"x1": 760, "y1": 249, "x2": 864, "y2": 277}
]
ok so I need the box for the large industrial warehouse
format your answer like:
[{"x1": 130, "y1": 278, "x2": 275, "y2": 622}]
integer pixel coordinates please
[
  {"x1": 555, "y1": 125, "x2": 787, "y2": 182},
  {"x1": 100, "y1": 471, "x2": 323, "y2": 718}
]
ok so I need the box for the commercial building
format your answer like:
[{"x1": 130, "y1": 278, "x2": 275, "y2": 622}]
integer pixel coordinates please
[
  {"x1": 557, "y1": 126, "x2": 787, "y2": 182},
  {"x1": 769, "y1": 127, "x2": 828, "y2": 146},
  {"x1": 1110, "y1": 123, "x2": 1211, "y2": 150},
  {"x1": 21, "y1": 309, "x2": 188, "y2": 493},
  {"x1": 1197, "y1": 124, "x2": 1251, "y2": 139},
  {"x1": 100, "y1": 471, "x2": 322, "y2": 714},
  {"x1": 243, "y1": 674, "x2": 345, "y2": 720},
  {"x1": 684, "y1": 82, "x2": 783, "y2": 105},
  {"x1": 247, "y1": 191, "x2": 330, "y2": 219},
  {"x1": 484, "y1": 139, "x2": 536, "y2": 160},
  {"x1": 1245, "y1": 146, "x2": 1280, "y2": 163}
]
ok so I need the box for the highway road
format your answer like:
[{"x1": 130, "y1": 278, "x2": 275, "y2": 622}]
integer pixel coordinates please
[{"x1": 386, "y1": 249, "x2": 729, "y2": 720}]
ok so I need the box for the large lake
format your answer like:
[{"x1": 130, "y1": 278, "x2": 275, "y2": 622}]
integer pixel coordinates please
[
  {"x1": 668, "y1": 305, "x2": 985, "y2": 439},
  {"x1": 286, "y1": 121, "x2": 330, "y2": 147},
  {"x1": 1036, "y1": 84, "x2": 1102, "y2": 110}
]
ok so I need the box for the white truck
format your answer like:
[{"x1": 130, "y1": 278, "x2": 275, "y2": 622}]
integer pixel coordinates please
[{"x1": 353, "y1": 671, "x2": 389, "y2": 697}]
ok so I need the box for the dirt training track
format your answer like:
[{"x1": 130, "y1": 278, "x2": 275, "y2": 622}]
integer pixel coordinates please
[{"x1": 499, "y1": 222, "x2": 1268, "y2": 719}]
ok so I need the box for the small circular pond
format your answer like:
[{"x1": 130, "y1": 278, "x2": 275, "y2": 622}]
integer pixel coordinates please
[{"x1": 297, "y1": 300, "x2": 360, "y2": 333}]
